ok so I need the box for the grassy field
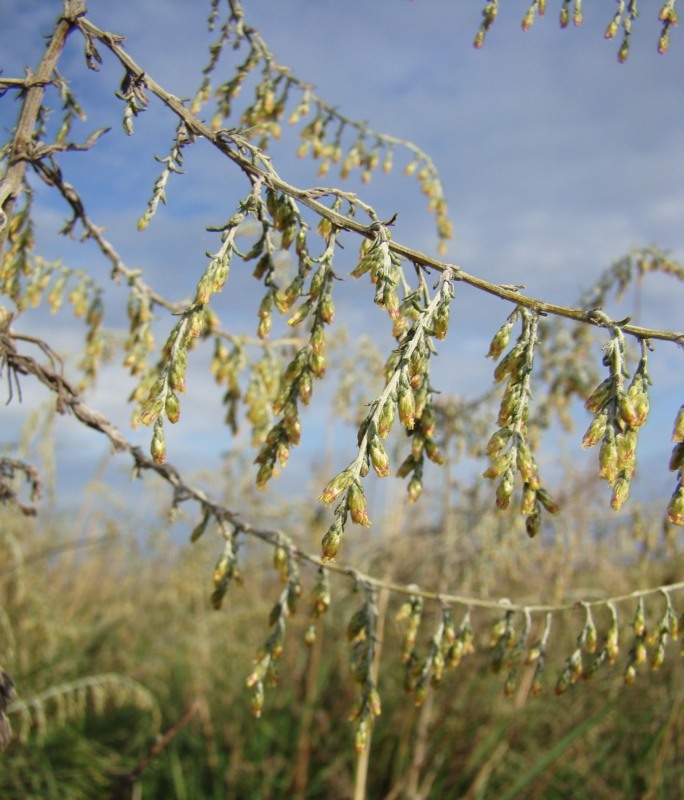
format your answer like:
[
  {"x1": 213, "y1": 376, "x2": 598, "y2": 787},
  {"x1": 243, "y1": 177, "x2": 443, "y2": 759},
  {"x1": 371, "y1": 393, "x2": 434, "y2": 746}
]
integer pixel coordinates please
[{"x1": 0, "y1": 465, "x2": 682, "y2": 799}]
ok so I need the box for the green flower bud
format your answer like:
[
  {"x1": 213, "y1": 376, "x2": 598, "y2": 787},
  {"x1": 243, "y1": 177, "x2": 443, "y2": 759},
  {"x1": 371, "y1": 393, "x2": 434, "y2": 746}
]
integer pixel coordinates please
[
  {"x1": 377, "y1": 399, "x2": 396, "y2": 439},
  {"x1": 672, "y1": 405, "x2": 684, "y2": 443},
  {"x1": 319, "y1": 295, "x2": 335, "y2": 324},
  {"x1": 582, "y1": 412, "x2": 607, "y2": 448},
  {"x1": 537, "y1": 487, "x2": 560, "y2": 514},
  {"x1": 319, "y1": 470, "x2": 353, "y2": 505},
  {"x1": 309, "y1": 349, "x2": 326, "y2": 378},
  {"x1": 617, "y1": 392, "x2": 638, "y2": 427},
  {"x1": 348, "y1": 482, "x2": 371, "y2": 527},
  {"x1": 165, "y1": 391, "x2": 180, "y2": 424},
  {"x1": 150, "y1": 423, "x2": 166, "y2": 464},
  {"x1": 407, "y1": 476, "x2": 422, "y2": 504},
  {"x1": 369, "y1": 436, "x2": 390, "y2": 478},
  {"x1": 495, "y1": 467, "x2": 515, "y2": 509},
  {"x1": 486, "y1": 427, "x2": 513, "y2": 458},
  {"x1": 321, "y1": 521, "x2": 343, "y2": 562},
  {"x1": 584, "y1": 378, "x2": 614, "y2": 414},
  {"x1": 425, "y1": 439, "x2": 443, "y2": 465},
  {"x1": 520, "y1": 484, "x2": 536, "y2": 516},
  {"x1": 398, "y1": 384, "x2": 416, "y2": 430},
  {"x1": 483, "y1": 449, "x2": 513, "y2": 480},
  {"x1": 255, "y1": 460, "x2": 274, "y2": 489},
  {"x1": 195, "y1": 273, "x2": 213, "y2": 305},
  {"x1": 396, "y1": 454, "x2": 417, "y2": 479},
  {"x1": 610, "y1": 474, "x2": 630, "y2": 511},
  {"x1": 516, "y1": 439, "x2": 535, "y2": 483},
  {"x1": 599, "y1": 432, "x2": 619, "y2": 485},
  {"x1": 667, "y1": 483, "x2": 684, "y2": 526}
]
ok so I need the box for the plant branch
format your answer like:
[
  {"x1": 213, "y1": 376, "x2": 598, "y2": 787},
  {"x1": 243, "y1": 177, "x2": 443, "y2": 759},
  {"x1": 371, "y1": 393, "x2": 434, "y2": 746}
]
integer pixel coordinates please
[
  {"x1": 72, "y1": 16, "x2": 684, "y2": 346},
  {"x1": 3, "y1": 327, "x2": 682, "y2": 619},
  {"x1": 0, "y1": 0, "x2": 86, "y2": 255}
]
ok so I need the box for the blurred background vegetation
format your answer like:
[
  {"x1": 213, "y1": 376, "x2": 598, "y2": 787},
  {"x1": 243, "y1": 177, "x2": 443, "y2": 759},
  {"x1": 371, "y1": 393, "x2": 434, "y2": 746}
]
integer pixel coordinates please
[{"x1": 1, "y1": 423, "x2": 682, "y2": 800}]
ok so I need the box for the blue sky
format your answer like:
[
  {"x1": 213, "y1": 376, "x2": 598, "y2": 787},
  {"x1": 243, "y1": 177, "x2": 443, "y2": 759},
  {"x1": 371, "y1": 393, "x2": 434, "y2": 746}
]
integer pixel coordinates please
[{"x1": 1, "y1": 1, "x2": 683, "y2": 527}]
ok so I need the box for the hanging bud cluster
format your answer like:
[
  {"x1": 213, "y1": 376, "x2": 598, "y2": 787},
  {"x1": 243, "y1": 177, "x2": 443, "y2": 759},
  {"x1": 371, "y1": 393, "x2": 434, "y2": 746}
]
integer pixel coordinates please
[
  {"x1": 123, "y1": 286, "x2": 155, "y2": 379},
  {"x1": 253, "y1": 217, "x2": 336, "y2": 490},
  {"x1": 525, "y1": 613, "x2": 552, "y2": 695},
  {"x1": 194, "y1": 8, "x2": 452, "y2": 250},
  {"x1": 658, "y1": 1, "x2": 679, "y2": 54},
  {"x1": 350, "y1": 226, "x2": 402, "y2": 321},
  {"x1": 347, "y1": 585, "x2": 382, "y2": 753},
  {"x1": 555, "y1": 604, "x2": 600, "y2": 694},
  {"x1": 475, "y1": 0, "x2": 673, "y2": 59},
  {"x1": 246, "y1": 544, "x2": 302, "y2": 718},
  {"x1": 210, "y1": 526, "x2": 242, "y2": 610},
  {"x1": 521, "y1": 0, "x2": 549, "y2": 33},
  {"x1": 245, "y1": 188, "x2": 311, "y2": 340},
  {"x1": 318, "y1": 273, "x2": 453, "y2": 560},
  {"x1": 489, "y1": 609, "x2": 532, "y2": 697},
  {"x1": 2, "y1": 248, "x2": 107, "y2": 389},
  {"x1": 582, "y1": 333, "x2": 650, "y2": 513},
  {"x1": 136, "y1": 217, "x2": 238, "y2": 463},
  {"x1": 484, "y1": 308, "x2": 559, "y2": 535},
  {"x1": 474, "y1": 1, "x2": 500, "y2": 48},
  {"x1": 1, "y1": 199, "x2": 34, "y2": 306},
  {"x1": 604, "y1": 0, "x2": 640, "y2": 62},
  {"x1": 399, "y1": 603, "x2": 471, "y2": 706},
  {"x1": 667, "y1": 403, "x2": 684, "y2": 525},
  {"x1": 304, "y1": 568, "x2": 331, "y2": 646},
  {"x1": 137, "y1": 123, "x2": 193, "y2": 231},
  {"x1": 115, "y1": 68, "x2": 148, "y2": 136}
]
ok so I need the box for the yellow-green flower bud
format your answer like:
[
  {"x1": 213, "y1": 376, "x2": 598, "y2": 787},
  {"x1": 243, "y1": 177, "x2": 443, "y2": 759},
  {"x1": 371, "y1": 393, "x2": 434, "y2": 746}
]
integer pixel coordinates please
[
  {"x1": 433, "y1": 303, "x2": 450, "y2": 340},
  {"x1": 599, "y1": 432, "x2": 619, "y2": 485},
  {"x1": 150, "y1": 423, "x2": 166, "y2": 464},
  {"x1": 605, "y1": 19, "x2": 619, "y2": 39},
  {"x1": 319, "y1": 295, "x2": 334, "y2": 324},
  {"x1": 369, "y1": 436, "x2": 390, "y2": 478},
  {"x1": 321, "y1": 521, "x2": 343, "y2": 562},
  {"x1": 486, "y1": 427, "x2": 512, "y2": 458},
  {"x1": 651, "y1": 641, "x2": 666, "y2": 671},
  {"x1": 425, "y1": 439, "x2": 443, "y2": 465},
  {"x1": 354, "y1": 717, "x2": 370, "y2": 753},
  {"x1": 407, "y1": 476, "x2": 422, "y2": 504},
  {"x1": 309, "y1": 349, "x2": 326, "y2": 378},
  {"x1": 617, "y1": 392, "x2": 638, "y2": 427},
  {"x1": 319, "y1": 469, "x2": 353, "y2": 505},
  {"x1": 516, "y1": 439, "x2": 535, "y2": 483},
  {"x1": 396, "y1": 454, "x2": 417, "y2": 479},
  {"x1": 633, "y1": 600, "x2": 646, "y2": 637},
  {"x1": 520, "y1": 484, "x2": 536, "y2": 516},
  {"x1": 582, "y1": 412, "x2": 608, "y2": 449},
  {"x1": 672, "y1": 405, "x2": 684, "y2": 443},
  {"x1": 298, "y1": 372, "x2": 312, "y2": 405},
  {"x1": 526, "y1": 507, "x2": 541, "y2": 538},
  {"x1": 169, "y1": 360, "x2": 186, "y2": 393},
  {"x1": 165, "y1": 391, "x2": 180, "y2": 424},
  {"x1": 617, "y1": 430, "x2": 637, "y2": 476},
  {"x1": 495, "y1": 467, "x2": 515, "y2": 509},
  {"x1": 667, "y1": 484, "x2": 684, "y2": 526},
  {"x1": 195, "y1": 273, "x2": 213, "y2": 305},
  {"x1": 537, "y1": 487, "x2": 560, "y2": 514},
  {"x1": 377, "y1": 399, "x2": 396, "y2": 439},
  {"x1": 398, "y1": 384, "x2": 416, "y2": 430},
  {"x1": 585, "y1": 378, "x2": 613, "y2": 414},
  {"x1": 288, "y1": 299, "x2": 313, "y2": 327},
  {"x1": 186, "y1": 309, "x2": 205, "y2": 339},
  {"x1": 483, "y1": 449, "x2": 513, "y2": 480},
  {"x1": 348, "y1": 482, "x2": 371, "y2": 527},
  {"x1": 256, "y1": 460, "x2": 274, "y2": 489}
]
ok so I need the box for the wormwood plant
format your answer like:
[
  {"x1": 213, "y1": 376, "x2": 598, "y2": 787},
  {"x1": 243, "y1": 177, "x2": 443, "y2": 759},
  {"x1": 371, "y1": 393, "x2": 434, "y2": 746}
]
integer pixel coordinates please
[{"x1": 0, "y1": 0, "x2": 683, "y2": 786}]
